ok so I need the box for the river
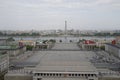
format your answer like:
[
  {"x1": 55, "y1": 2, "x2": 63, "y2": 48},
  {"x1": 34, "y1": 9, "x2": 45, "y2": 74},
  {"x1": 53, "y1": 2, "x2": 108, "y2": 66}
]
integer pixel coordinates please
[{"x1": 0, "y1": 36, "x2": 115, "y2": 43}]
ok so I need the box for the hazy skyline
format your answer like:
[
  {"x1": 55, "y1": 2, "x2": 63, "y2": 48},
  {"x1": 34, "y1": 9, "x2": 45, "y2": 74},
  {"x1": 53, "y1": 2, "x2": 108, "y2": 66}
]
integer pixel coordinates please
[{"x1": 0, "y1": 0, "x2": 120, "y2": 30}]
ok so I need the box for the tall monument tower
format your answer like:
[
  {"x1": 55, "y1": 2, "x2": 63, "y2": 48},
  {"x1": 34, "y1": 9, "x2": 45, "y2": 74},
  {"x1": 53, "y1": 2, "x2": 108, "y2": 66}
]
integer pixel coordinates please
[
  {"x1": 65, "y1": 21, "x2": 67, "y2": 43},
  {"x1": 65, "y1": 20, "x2": 67, "y2": 36}
]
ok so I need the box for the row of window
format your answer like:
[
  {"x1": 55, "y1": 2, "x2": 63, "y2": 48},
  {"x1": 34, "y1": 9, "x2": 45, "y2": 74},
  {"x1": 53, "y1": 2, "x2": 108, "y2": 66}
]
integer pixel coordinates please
[
  {"x1": 36, "y1": 78, "x2": 94, "y2": 80},
  {"x1": 34, "y1": 73, "x2": 97, "y2": 77}
]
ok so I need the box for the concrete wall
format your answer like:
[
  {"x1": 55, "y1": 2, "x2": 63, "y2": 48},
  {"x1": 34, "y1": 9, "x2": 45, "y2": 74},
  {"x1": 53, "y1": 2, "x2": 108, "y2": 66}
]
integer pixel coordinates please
[
  {"x1": 119, "y1": 50, "x2": 120, "y2": 57},
  {"x1": 105, "y1": 44, "x2": 120, "y2": 58},
  {"x1": 0, "y1": 53, "x2": 9, "y2": 73},
  {"x1": 99, "y1": 77, "x2": 120, "y2": 80},
  {"x1": 9, "y1": 47, "x2": 26, "y2": 57},
  {"x1": 105, "y1": 44, "x2": 109, "y2": 52},
  {"x1": 4, "y1": 74, "x2": 32, "y2": 80}
]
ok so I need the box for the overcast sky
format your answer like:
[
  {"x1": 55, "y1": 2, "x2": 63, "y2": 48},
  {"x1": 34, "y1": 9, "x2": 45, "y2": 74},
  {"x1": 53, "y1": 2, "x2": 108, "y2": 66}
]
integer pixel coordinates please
[{"x1": 0, "y1": 0, "x2": 120, "y2": 30}]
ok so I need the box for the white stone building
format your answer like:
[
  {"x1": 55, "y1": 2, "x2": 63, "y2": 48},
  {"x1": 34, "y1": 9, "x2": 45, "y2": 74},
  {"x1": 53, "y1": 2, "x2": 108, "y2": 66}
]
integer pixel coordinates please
[
  {"x1": 0, "y1": 51, "x2": 9, "y2": 72},
  {"x1": 0, "y1": 51, "x2": 9, "y2": 79},
  {"x1": 105, "y1": 43, "x2": 120, "y2": 58}
]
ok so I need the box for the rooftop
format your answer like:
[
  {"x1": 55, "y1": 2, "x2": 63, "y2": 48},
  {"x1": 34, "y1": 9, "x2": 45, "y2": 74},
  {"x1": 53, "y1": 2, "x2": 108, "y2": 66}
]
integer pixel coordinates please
[
  {"x1": 24, "y1": 43, "x2": 97, "y2": 73},
  {"x1": 34, "y1": 51, "x2": 97, "y2": 72}
]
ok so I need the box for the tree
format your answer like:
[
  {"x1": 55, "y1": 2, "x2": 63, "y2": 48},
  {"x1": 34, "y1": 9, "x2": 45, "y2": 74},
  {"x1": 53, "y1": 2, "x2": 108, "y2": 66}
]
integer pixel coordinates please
[
  {"x1": 7, "y1": 37, "x2": 15, "y2": 41},
  {"x1": 26, "y1": 45, "x2": 34, "y2": 51}
]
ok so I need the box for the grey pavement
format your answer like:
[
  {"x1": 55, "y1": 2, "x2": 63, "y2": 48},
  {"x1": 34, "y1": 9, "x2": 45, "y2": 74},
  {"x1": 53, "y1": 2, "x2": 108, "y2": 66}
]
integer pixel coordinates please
[
  {"x1": 11, "y1": 43, "x2": 95, "y2": 71},
  {"x1": 52, "y1": 43, "x2": 80, "y2": 50}
]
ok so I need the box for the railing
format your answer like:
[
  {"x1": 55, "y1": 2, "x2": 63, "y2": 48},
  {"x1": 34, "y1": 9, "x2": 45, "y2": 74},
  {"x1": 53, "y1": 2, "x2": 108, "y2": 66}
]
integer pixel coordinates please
[
  {"x1": 8, "y1": 69, "x2": 32, "y2": 75},
  {"x1": 100, "y1": 71, "x2": 120, "y2": 77}
]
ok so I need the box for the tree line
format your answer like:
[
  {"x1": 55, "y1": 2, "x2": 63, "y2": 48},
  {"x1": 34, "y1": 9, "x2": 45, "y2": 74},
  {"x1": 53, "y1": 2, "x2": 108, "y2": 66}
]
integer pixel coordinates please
[
  {"x1": 0, "y1": 31, "x2": 120, "y2": 36},
  {"x1": 0, "y1": 32, "x2": 40, "y2": 36}
]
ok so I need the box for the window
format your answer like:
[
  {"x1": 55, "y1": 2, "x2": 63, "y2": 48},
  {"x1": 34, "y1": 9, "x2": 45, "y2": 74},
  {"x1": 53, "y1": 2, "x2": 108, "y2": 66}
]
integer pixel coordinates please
[
  {"x1": 89, "y1": 79, "x2": 94, "y2": 80},
  {"x1": 75, "y1": 74, "x2": 77, "y2": 76},
  {"x1": 41, "y1": 73, "x2": 43, "y2": 76},
  {"x1": 53, "y1": 73, "x2": 55, "y2": 76},
  {"x1": 69, "y1": 74, "x2": 71, "y2": 76},
  {"x1": 47, "y1": 73, "x2": 49, "y2": 76},
  {"x1": 50, "y1": 73, "x2": 52, "y2": 76},
  {"x1": 43, "y1": 73, "x2": 46, "y2": 76},
  {"x1": 88, "y1": 74, "x2": 90, "y2": 77},
  {"x1": 85, "y1": 74, "x2": 87, "y2": 77},
  {"x1": 91, "y1": 74, "x2": 93, "y2": 77},
  {"x1": 37, "y1": 78, "x2": 42, "y2": 80},
  {"x1": 78, "y1": 74, "x2": 81, "y2": 76},
  {"x1": 59, "y1": 74, "x2": 62, "y2": 76},
  {"x1": 81, "y1": 74, "x2": 84, "y2": 76},
  {"x1": 72, "y1": 74, "x2": 74, "y2": 76}
]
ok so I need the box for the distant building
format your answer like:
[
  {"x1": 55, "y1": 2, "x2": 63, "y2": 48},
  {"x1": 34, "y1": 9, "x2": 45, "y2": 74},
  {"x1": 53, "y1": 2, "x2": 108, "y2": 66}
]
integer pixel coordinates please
[
  {"x1": 18, "y1": 40, "x2": 36, "y2": 47},
  {"x1": 105, "y1": 43, "x2": 120, "y2": 58},
  {"x1": 0, "y1": 37, "x2": 15, "y2": 46},
  {"x1": 116, "y1": 36, "x2": 120, "y2": 43},
  {"x1": 0, "y1": 39, "x2": 7, "y2": 45},
  {"x1": 35, "y1": 40, "x2": 54, "y2": 50},
  {"x1": 96, "y1": 39, "x2": 112, "y2": 47},
  {"x1": 0, "y1": 45, "x2": 26, "y2": 61},
  {"x1": 79, "y1": 40, "x2": 96, "y2": 50}
]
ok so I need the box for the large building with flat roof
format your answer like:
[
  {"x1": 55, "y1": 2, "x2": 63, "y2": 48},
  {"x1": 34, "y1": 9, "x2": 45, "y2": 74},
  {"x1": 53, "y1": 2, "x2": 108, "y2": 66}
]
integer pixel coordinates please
[
  {"x1": 31, "y1": 52, "x2": 98, "y2": 80},
  {"x1": 23, "y1": 43, "x2": 98, "y2": 80},
  {"x1": 25, "y1": 51, "x2": 98, "y2": 80}
]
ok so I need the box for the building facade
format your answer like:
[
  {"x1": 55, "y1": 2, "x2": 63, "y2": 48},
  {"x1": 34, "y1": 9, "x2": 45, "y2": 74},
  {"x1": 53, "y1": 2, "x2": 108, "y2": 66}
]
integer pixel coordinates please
[
  {"x1": 105, "y1": 43, "x2": 120, "y2": 58},
  {"x1": 0, "y1": 51, "x2": 9, "y2": 80},
  {"x1": 0, "y1": 46, "x2": 26, "y2": 61}
]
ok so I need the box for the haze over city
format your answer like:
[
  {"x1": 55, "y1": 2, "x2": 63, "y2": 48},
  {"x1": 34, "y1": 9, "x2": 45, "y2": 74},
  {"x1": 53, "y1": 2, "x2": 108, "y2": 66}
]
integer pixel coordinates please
[
  {"x1": 0, "y1": 0, "x2": 120, "y2": 30},
  {"x1": 1, "y1": 1, "x2": 120, "y2": 80}
]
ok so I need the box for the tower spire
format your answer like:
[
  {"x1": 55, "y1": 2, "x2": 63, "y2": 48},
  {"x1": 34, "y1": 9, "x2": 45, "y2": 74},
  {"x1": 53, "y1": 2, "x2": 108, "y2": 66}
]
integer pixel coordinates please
[
  {"x1": 65, "y1": 20, "x2": 67, "y2": 35},
  {"x1": 65, "y1": 21, "x2": 67, "y2": 43}
]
